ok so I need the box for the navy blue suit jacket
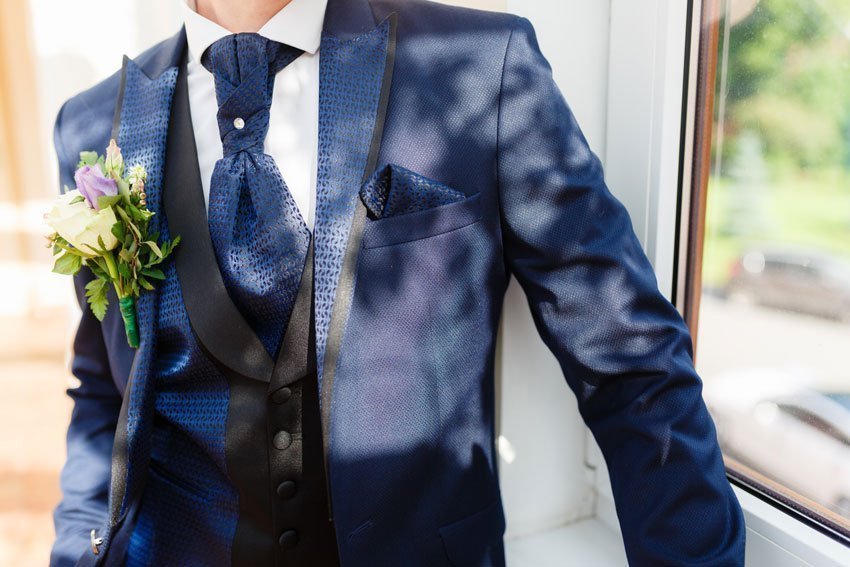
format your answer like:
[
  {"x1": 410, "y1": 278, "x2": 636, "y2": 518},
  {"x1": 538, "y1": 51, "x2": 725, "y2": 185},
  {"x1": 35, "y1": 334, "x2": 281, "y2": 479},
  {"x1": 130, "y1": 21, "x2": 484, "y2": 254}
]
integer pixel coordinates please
[{"x1": 51, "y1": 0, "x2": 745, "y2": 565}]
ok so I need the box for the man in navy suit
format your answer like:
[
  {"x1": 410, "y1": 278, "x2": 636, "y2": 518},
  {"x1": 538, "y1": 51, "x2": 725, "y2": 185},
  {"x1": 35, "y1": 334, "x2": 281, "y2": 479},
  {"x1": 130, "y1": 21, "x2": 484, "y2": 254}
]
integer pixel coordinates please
[{"x1": 50, "y1": 0, "x2": 746, "y2": 565}]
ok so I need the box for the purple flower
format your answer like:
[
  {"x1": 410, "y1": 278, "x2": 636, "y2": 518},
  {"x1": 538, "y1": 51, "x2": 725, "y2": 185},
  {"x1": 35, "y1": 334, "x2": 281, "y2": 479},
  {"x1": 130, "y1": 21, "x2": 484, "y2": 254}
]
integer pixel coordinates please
[{"x1": 74, "y1": 163, "x2": 118, "y2": 209}]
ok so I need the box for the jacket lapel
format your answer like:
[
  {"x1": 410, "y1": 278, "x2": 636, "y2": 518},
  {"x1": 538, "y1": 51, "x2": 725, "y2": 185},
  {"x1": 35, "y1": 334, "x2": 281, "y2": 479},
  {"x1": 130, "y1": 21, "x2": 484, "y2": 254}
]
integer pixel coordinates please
[
  {"x1": 84, "y1": 31, "x2": 183, "y2": 566},
  {"x1": 313, "y1": 0, "x2": 398, "y2": 423}
]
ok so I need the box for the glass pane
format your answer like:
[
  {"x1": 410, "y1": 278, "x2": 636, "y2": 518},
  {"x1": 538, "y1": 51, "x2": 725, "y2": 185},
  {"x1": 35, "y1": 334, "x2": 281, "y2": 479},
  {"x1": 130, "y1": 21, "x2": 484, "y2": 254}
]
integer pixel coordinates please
[{"x1": 697, "y1": 0, "x2": 850, "y2": 528}]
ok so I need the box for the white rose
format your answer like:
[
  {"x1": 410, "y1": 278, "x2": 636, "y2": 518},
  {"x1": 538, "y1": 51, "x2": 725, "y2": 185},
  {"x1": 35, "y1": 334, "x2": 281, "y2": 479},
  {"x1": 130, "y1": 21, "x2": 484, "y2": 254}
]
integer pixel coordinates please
[{"x1": 46, "y1": 190, "x2": 120, "y2": 256}]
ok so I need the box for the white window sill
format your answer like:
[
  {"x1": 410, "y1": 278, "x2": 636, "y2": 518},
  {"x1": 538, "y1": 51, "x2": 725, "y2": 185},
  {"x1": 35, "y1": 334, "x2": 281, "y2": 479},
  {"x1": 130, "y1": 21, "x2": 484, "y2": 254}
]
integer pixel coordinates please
[
  {"x1": 732, "y1": 485, "x2": 850, "y2": 567},
  {"x1": 505, "y1": 517, "x2": 627, "y2": 567}
]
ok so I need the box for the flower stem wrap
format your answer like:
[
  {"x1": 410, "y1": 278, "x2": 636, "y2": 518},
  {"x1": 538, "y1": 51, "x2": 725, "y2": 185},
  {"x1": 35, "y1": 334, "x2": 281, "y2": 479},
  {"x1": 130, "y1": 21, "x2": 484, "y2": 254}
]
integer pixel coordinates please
[{"x1": 119, "y1": 296, "x2": 139, "y2": 348}]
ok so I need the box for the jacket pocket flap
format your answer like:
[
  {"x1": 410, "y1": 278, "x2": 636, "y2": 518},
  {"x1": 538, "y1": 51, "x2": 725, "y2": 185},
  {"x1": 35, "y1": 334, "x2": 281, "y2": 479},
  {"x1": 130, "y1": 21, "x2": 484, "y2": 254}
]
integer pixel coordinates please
[
  {"x1": 361, "y1": 192, "x2": 481, "y2": 249},
  {"x1": 438, "y1": 500, "x2": 506, "y2": 566}
]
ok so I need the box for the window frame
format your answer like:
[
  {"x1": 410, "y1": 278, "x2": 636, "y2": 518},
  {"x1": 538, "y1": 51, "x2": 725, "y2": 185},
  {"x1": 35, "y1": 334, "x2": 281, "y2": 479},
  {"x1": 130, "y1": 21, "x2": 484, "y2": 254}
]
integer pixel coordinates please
[{"x1": 678, "y1": 0, "x2": 850, "y2": 548}]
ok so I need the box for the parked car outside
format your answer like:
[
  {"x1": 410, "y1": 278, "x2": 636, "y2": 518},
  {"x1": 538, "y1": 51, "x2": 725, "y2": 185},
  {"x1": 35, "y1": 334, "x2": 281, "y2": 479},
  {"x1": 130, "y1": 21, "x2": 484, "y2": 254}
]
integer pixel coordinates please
[
  {"x1": 723, "y1": 245, "x2": 850, "y2": 322},
  {"x1": 704, "y1": 367, "x2": 850, "y2": 517}
]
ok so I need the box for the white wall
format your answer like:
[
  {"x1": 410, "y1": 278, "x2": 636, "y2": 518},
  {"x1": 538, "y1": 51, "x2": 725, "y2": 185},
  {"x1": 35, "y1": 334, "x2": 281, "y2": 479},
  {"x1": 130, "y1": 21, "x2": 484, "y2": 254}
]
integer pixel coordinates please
[
  {"x1": 497, "y1": 0, "x2": 613, "y2": 539},
  {"x1": 496, "y1": 0, "x2": 693, "y2": 550},
  {"x1": 31, "y1": 0, "x2": 182, "y2": 197}
]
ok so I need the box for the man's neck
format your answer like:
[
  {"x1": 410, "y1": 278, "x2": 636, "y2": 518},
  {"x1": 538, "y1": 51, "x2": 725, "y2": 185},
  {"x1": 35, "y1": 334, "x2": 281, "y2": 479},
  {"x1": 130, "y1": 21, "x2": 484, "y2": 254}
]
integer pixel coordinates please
[{"x1": 194, "y1": 0, "x2": 293, "y2": 33}]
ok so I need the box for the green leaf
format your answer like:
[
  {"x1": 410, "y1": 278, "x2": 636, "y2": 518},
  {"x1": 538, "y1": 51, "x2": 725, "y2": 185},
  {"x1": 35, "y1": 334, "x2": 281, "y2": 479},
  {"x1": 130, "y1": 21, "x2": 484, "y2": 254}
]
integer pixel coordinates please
[
  {"x1": 117, "y1": 262, "x2": 133, "y2": 279},
  {"x1": 69, "y1": 195, "x2": 86, "y2": 205},
  {"x1": 52, "y1": 252, "x2": 82, "y2": 276},
  {"x1": 137, "y1": 276, "x2": 155, "y2": 291},
  {"x1": 144, "y1": 241, "x2": 163, "y2": 259},
  {"x1": 126, "y1": 204, "x2": 153, "y2": 224},
  {"x1": 140, "y1": 267, "x2": 165, "y2": 280},
  {"x1": 84, "y1": 278, "x2": 109, "y2": 321},
  {"x1": 89, "y1": 264, "x2": 109, "y2": 280},
  {"x1": 111, "y1": 220, "x2": 126, "y2": 242},
  {"x1": 97, "y1": 194, "x2": 123, "y2": 210},
  {"x1": 127, "y1": 204, "x2": 144, "y2": 221},
  {"x1": 78, "y1": 151, "x2": 99, "y2": 167},
  {"x1": 116, "y1": 206, "x2": 142, "y2": 239},
  {"x1": 83, "y1": 243, "x2": 103, "y2": 256},
  {"x1": 116, "y1": 178, "x2": 131, "y2": 201}
]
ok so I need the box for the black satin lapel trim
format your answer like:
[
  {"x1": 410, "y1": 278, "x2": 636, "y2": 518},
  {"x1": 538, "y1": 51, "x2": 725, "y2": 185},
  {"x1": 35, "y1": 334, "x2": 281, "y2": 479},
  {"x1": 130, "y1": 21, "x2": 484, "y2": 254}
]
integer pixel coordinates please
[
  {"x1": 163, "y1": 53, "x2": 274, "y2": 383},
  {"x1": 100, "y1": 57, "x2": 131, "y2": 553},
  {"x1": 319, "y1": 11, "x2": 398, "y2": 464},
  {"x1": 100, "y1": 365, "x2": 132, "y2": 558}
]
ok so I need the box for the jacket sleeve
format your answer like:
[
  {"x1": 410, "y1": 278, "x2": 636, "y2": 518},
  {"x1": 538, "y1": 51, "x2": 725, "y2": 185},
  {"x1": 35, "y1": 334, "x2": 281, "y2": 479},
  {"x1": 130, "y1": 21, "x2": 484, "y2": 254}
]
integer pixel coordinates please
[
  {"x1": 50, "y1": 102, "x2": 123, "y2": 567},
  {"x1": 496, "y1": 16, "x2": 746, "y2": 566}
]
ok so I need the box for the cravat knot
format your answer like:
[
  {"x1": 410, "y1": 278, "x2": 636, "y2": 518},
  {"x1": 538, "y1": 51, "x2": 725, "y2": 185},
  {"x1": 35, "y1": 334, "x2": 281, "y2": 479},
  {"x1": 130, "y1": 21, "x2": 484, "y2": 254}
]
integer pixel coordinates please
[
  {"x1": 201, "y1": 33, "x2": 310, "y2": 358},
  {"x1": 201, "y1": 33, "x2": 304, "y2": 156}
]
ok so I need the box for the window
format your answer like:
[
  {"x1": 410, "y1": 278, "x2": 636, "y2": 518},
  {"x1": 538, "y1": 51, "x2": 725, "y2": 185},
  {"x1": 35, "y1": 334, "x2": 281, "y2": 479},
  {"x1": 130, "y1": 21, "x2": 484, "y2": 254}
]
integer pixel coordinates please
[{"x1": 687, "y1": 0, "x2": 850, "y2": 539}]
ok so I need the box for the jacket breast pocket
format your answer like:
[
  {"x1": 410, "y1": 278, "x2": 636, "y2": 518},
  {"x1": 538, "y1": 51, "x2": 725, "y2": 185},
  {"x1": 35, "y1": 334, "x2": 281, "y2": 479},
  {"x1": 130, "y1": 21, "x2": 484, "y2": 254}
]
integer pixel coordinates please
[{"x1": 360, "y1": 192, "x2": 482, "y2": 249}]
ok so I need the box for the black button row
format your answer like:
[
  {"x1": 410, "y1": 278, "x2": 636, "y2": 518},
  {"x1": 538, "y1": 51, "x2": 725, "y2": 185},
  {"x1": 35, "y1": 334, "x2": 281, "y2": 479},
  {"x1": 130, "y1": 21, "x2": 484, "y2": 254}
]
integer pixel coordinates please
[
  {"x1": 277, "y1": 480, "x2": 296, "y2": 499},
  {"x1": 278, "y1": 529, "x2": 298, "y2": 549},
  {"x1": 273, "y1": 430, "x2": 292, "y2": 450},
  {"x1": 271, "y1": 386, "x2": 292, "y2": 405},
  {"x1": 272, "y1": 386, "x2": 297, "y2": 550}
]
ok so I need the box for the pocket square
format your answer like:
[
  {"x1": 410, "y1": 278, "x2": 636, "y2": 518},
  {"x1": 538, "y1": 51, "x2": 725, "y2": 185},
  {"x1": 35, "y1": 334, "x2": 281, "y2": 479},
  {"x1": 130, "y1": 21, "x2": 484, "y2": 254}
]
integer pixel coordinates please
[{"x1": 360, "y1": 164, "x2": 467, "y2": 219}]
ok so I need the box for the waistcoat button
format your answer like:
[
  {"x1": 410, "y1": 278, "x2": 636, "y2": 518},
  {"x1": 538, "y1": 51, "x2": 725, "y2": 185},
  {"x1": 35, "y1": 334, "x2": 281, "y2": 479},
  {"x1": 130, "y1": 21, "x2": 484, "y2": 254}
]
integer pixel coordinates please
[
  {"x1": 273, "y1": 430, "x2": 292, "y2": 450},
  {"x1": 271, "y1": 387, "x2": 292, "y2": 404},
  {"x1": 278, "y1": 529, "x2": 298, "y2": 549},
  {"x1": 277, "y1": 480, "x2": 297, "y2": 499}
]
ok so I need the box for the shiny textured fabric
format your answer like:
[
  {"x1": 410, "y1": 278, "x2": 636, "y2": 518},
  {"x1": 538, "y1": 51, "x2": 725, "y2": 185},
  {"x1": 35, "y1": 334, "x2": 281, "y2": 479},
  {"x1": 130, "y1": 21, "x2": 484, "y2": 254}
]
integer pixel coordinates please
[
  {"x1": 359, "y1": 163, "x2": 466, "y2": 219},
  {"x1": 313, "y1": 22, "x2": 390, "y2": 390},
  {"x1": 52, "y1": 1, "x2": 746, "y2": 566},
  {"x1": 106, "y1": 59, "x2": 179, "y2": 554},
  {"x1": 121, "y1": 48, "x2": 240, "y2": 566},
  {"x1": 203, "y1": 34, "x2": 309, "y2": 357}
]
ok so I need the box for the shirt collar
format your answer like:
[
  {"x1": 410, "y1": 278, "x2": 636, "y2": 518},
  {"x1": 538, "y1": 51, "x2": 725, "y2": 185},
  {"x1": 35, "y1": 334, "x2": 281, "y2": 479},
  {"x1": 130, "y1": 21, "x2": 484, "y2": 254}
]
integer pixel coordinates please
[{"x1": 182, "y1": 0, "x2": 328, "y2": 63}]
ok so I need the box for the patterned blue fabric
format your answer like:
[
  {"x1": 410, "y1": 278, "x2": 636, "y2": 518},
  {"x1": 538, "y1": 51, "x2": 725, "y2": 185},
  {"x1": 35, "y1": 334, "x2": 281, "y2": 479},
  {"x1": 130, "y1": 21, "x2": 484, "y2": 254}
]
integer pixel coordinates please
[
  {"x1": 125, "y1": 223, "x2": 238, "y2": 565},
  {"x1": 117, "y1": 59, "x2": 240, "y2": 566},
  {"x1": 314, "y1": 22, "x2": 390, "y2": 389},
  {"x1": 203, "y1": 34, "x2": 309, "y2": 357},
  {"x1": 101, "y1": 60, "x2": 178, "y2": 550},
  {"x1": 360, "y1": 163, "x2": 466, "y2": 219}
]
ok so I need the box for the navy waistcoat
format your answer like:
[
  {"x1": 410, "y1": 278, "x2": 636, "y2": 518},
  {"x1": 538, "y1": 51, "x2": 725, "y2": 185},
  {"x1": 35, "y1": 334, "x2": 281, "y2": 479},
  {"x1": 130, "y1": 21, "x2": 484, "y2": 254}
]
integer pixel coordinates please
[{"x1": 122, "y1": 53, "x2": 339, "y2": 567}]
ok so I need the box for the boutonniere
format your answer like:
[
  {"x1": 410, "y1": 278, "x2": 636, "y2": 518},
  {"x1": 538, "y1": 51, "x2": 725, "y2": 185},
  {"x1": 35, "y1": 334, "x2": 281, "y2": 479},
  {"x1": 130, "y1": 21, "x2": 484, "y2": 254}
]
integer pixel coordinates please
[{"x1": 45, "y1": 139, "x2": 180, "y2": 348}]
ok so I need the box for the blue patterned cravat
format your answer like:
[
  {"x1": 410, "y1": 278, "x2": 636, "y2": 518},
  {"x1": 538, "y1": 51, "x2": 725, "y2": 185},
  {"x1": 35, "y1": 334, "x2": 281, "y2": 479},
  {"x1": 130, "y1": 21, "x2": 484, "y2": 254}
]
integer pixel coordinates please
[{"x1": 202, "y1": 34, "x2": 309, "y2": 358}]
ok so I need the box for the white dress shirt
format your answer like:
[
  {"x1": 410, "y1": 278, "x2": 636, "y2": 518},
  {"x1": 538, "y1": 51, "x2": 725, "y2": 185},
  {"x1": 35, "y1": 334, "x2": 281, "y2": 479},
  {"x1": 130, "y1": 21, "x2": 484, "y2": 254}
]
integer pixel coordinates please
[{"x1": 181, "y1": 0, "x2": 328, "y2": 230}]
